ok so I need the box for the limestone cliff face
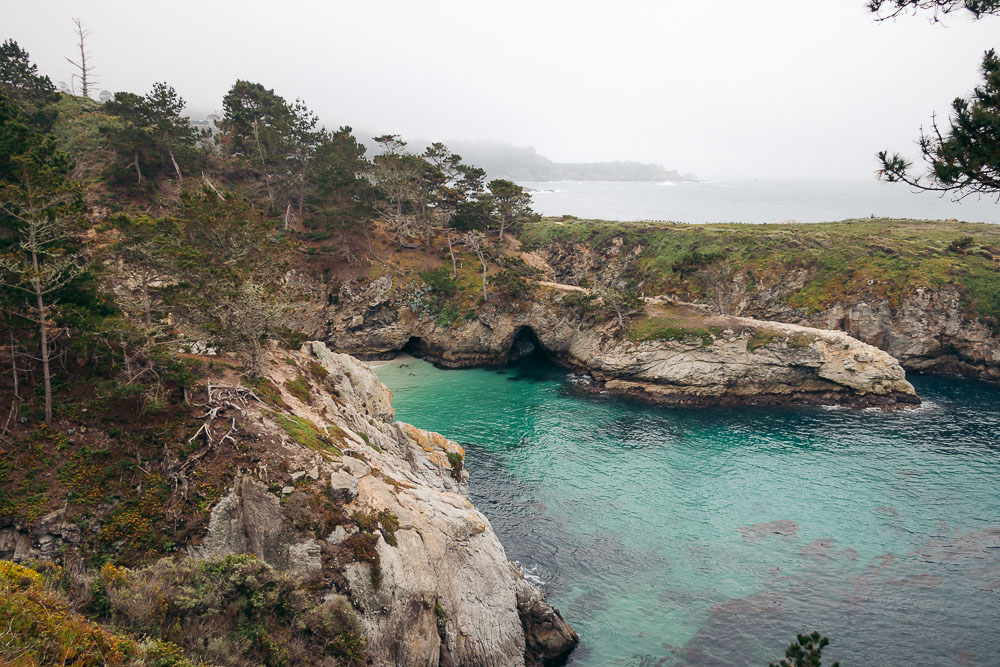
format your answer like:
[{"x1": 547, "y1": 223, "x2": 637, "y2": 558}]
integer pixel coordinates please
[
  {"x1": 567, "y1": 313, "x2": 917, "y2": 407},
  {"x1": 312, "y1": 279, "x2": 917, "y2": 407},
  {"x1": 532, "y1": 239, "x2": 1000, "y2": 384},
  {"x1": 194, "y1": 343, "x2": 577, "y2": 666},
  {"x1": 752, "y1": 286, "x2": 1000, "y2": 384}
]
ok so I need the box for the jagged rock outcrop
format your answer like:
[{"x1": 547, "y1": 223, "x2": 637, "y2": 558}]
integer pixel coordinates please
[
  {"x1": 0, "y1": 507, "x2": 82, "y2": 562},
  {"x1": 191, "y1": 342, "x2": 577, "y2": 666},
  {"x1": 570, "y1": 308, "x2": 917, "y2": 407},
  {"x1": 754, "y1": 286, "x2": 1000, "y2": 384},
  {"x1": 531, "y1": 238, "x2": 1000, "y2": 384},
  {"x1": 315, "y1": 281, "x2": 917, "y2": 407}
]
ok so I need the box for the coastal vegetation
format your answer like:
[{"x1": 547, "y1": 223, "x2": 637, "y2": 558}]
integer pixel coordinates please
[
  {"x1": 0, "y1": 0, "x2": 997, "y2": 660},
  {"x1": 0, "y1": 555, "x2": 367, "y2": 666}
]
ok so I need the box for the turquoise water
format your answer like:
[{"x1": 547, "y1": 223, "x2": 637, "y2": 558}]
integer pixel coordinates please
[{"x1": 375, "y1": 355, "x2": 1000, "y2": 666}]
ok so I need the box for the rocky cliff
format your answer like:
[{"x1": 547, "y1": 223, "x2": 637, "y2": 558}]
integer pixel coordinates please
[
  {"x1": 1, "y1": 343, "x2": 577, "y2": 666},
  {"x1": 524, "y1": 222, "x2": 1000, "y2": 385},
  {"x1": 310, "y1": 278, "x2": 917, "y2": 408},
  {"x1": 748, "y1": 285, "x2": 1000, "y2": 384}
]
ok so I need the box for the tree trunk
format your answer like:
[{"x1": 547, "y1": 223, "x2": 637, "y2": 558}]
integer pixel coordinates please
[
  {"x1": 32, "y1": 270, "x2": 52, "y2": 425},
  {"x1": 78, "y1": 26, "x2": 89, "y2": 98},
  {"x1": 298, "y1": 173, "x2": 306, "y2": 216},
  {"x1": 9, "y1": 330, "x2": 19, "y2": 401},
  {"x1": 499, "y1": 217, "x2": 506, "y2": 243},
  {"x1": 446, "y1": 232, "x2": 458, "y2": 279},
  {"x1": 479, "y1": 253, "x2": 488, "y2": 302},
  {"x1": 27, "y1": 232, "x2": 53, "y2": 425},
  {"x1": 133, "y1": 151, "x2": 143, "y2": 185},
  {"x1": 169, "y1": 149, "x2": 183, "y2": 183},
  {"x1": 252, "y1": 120, "x2": 275, "y2": 211}
]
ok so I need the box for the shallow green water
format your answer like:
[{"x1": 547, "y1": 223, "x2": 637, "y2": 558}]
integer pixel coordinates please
[{"x1": 375, "y1": 355, "x2": 1000, "y2": 666}]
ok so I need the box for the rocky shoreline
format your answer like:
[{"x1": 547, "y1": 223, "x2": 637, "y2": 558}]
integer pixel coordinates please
[
  {"x1": 529, "y1": 231, "x2": 1000, "y2": 386},
  {"x1": 311, "y1": 278, "x2": 919, "y2": 409},
  {"x1": 1, "y1": 343, "x2": 579, "y2": 666}
]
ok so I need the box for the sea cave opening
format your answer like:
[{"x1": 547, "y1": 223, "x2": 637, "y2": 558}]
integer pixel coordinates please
[
  {"x1": 401, "y1": 336, "x2": 428, "y2": 358},
  {"x1": 507, "y1": 326, "x2": 547, "y2": 364}
]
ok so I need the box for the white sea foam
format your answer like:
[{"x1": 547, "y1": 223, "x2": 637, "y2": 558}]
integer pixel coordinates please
[
  {"x1": 901, "y1": 400, "x2": 938, "y2": 414},
  {"x1": 513, "y1": 560, "x2": 549, "y2": 588}
]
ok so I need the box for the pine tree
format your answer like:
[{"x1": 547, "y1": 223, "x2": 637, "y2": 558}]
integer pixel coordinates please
[
  {"x1": 769, "y1": 631, "x2": 841, "y2": 667},
  {"x1": 0, "y1": 95, "x2": 81, "y2": 424}
]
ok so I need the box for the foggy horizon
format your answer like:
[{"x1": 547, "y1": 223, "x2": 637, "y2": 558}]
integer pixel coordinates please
[{"x1": 4, "y1": 0, "x2": 998, "y2": 181}]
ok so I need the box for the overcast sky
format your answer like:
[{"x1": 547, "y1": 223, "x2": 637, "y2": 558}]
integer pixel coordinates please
[{"x1": 3, "y1": 0, "x2": 997, "y2": 180}]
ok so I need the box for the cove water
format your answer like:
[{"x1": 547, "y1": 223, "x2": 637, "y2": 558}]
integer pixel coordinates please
[
  {"x1": 375, "y1": 355, "x2": 1000, "y2": 666},
  {"x1": 521, "y1": 179, "x2": 1000, "y2": 224}
]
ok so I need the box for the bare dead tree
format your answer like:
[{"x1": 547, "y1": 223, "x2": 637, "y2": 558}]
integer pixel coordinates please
[
  {"x1": 201, "y1": 172, "x2": 226, "y2": 201},
  {"x1": 65, "y1": 18, "x2": 97, "y2": 99}
]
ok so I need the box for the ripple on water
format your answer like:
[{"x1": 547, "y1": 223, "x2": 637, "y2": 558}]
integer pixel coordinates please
[{"x1": 376, "y1": 357, "x2": 1000, "y2": 666}]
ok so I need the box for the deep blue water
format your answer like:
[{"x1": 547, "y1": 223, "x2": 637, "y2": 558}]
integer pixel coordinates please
[{"x1": 376, "y1": 356, "x2": 1000, "y2": 666}]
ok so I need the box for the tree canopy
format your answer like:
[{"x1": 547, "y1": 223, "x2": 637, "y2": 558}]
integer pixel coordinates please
[
  {"x1": 102, "y1": 82, "x2": 201, "y2": 186},
  {"x1": 868, "y1": 0, "x2": 1000, "y2": 19},
  {"x1": 872, "y1": 2, "x2": 1000, "y2": 198},
  {"x1": 876, "y1": 48, "x2": 1000, "y2": 199},
  {"x1": 0, "y1": 39, "x2": 60, "y2": 130}
]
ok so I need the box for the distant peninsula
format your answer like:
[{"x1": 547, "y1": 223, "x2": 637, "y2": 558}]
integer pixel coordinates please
[
  {"x1": 445, "y1": 141, "x2": 698, "y2": 182},
  {"x1": 351, "y1": 135, "x2": 698, "y2": 183}
]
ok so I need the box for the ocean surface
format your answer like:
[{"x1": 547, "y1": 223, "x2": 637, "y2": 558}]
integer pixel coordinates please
[
  {"x1": 375, "y1": 355, "x2": 1000, "y2": 666},
  {"x1": 520, "y1": 179, "x2": 1000, "y2": 224}
]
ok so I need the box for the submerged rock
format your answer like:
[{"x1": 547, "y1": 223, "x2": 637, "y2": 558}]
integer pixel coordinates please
[{"x1": 740, "y1": 519, "x2": 799, "y2": 540}]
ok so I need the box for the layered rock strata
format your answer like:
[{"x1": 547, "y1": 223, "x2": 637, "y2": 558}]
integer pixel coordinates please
[
  {"x1": 534, "y1": 239, "x2": 1000, "y2": 384},
  {"x1": 316, "y1": 279, "x2": 918, "y2": 408}
]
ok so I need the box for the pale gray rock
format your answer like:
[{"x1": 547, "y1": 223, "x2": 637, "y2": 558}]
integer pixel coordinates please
[
  {"x1": 191, "y1": 346, "x2": 576, "y2": 666},
  {"x1": 329, "y1": 469, "x2": 359, "y2": 503},
  {"x1": 286, "y1": 539, "x2": 322, "y2": 578},
  {"x1": 316, "y1": 285, "x2": 917, "y2": 407},
  {"x1": 326, "y1": 524, "x2": 355, "y2": 544},
  {"x1": 194, "y1": 476, "x2": 311, "y2": 574}
]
